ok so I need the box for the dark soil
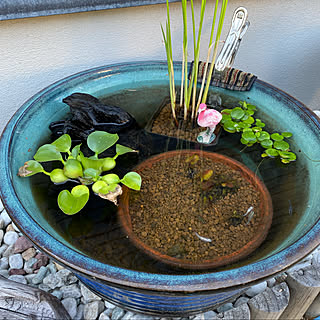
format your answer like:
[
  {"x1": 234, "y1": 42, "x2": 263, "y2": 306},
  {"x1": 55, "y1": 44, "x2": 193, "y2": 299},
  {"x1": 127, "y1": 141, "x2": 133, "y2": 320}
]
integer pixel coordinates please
[
  {"x1": 151, "y1": 102, "x2": 204, "y2": 141},
  {"x1": 129, "y1": 154, "x2": 262, "y2": 263}
]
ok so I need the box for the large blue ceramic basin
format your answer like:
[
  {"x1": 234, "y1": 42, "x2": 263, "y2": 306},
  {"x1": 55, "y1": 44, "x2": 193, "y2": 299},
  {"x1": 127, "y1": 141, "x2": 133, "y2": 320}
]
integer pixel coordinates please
[{"x1": 0, "y1": 61, "x2": 320, "y2": 316}]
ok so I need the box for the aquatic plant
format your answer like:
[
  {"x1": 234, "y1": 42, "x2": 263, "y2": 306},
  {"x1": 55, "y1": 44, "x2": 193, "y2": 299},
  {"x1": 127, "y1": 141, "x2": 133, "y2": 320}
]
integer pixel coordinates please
[
  {"x1": 220, "y1": 101, "x2": 297, "y2": 164},
  {"x1": 18, "y1": 131, "x2": 142, "y2": 215},
  {"x1": 162, "y1": 0, "x2": 228, "y2": 123}
]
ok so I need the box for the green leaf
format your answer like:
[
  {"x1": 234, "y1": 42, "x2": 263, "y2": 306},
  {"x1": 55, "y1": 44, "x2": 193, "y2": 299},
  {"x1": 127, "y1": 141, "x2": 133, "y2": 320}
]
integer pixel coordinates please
[
  {"x1": 79, "y1": 152, "x2": 104, "y2": 172},
  {"x1": 255, "y1": 119, "x2": 266, "y2": 128},
  {"x1": 58, "y1": 185, "x2": 90, "y2": 215},
  {"x1": 50, "y1": 168, "x2": 68, "y2": 184},
  {"x1": 257, "y1": 131, "x2": 270, "y2": 142},
  {"x1": 51, "y1": 134, "x2": 71, "y2": 153},
  {"x1": 221, "y1": 113, "x2": 232, "y2": 122},
  {"x1": 121, "y1": 172, "x2": 142, "y2": 190},
  {"x1": 64, "y1": 159, "x2": 83, "y2": 179},
  {"x1": 261, "y1": 139, "x2": 273, "y2": 148},
  {"x1": 240, "y1": 138, "x2": 250, "y2": 145},
  {"x1": 243, "y1": 116, "x2": 255, "y2": 124},
  {"x1": 281, "y1": 132, "x2": 293, "y2": 138},
  {"x1": 71, "y1": 144, "x2": 81, "y2": 159},
  {"x1": 18, "y1": 160, "x2": 44, "y2": 177},
  {"x1": 246, "y1": 104, "x2": 257, "y2": 111},
  {"x1": 34, "y1": 144, "x2": 63, "y2": 162},
  {"x1": 221, "y1": 109, "x2": 232, "y2": 114},
  {"x1": 281, "y1": 159, "x2": 291, "y2": 164},
  {"x1": 223, "y1": 120, "x2": 236, "y2": 131},
  {"x1": 116, "y1": 144, "x2": 137, "y2": 156},
  {"x1": 87, "y1": 131, "x2": 119, "y2": 155},
  {"x1": 83, "y1": 168, "x2": 100, "y2": 181},
  {"x1": 92, "y1": 181, "x2": 110, "y2": 194},
  {"x1": 265, "y1": 148, "x2": 279, "y2": 157},
  {"x1": 274, "y1": 140, "x2": 290, "y2": 151},
  {"x1": 279, "y1": 151, "x2": 297, "y2": 161},
  {"x1": 252, "y1": 126, "x2": 262, "y2": 132},
  {"x1": 245, "y1": 109, "x2": 255, "y2": 116},
  {"x1": 231, "y1": 107, "x2": 245, "y2": 120},
  {"x1": 102, "y1": 173, "x2": 120, "y2": 184},
  {"x1": 102, "y1": 157, "x2": 116, "y2": 171},
  {"x1": 242, "y1": 130, "x2": 257, "y2": 142},
  {"x1": 271, "y1": 133, "x2": 284, "y2": 141},
  {"x1": 261, "y1": 153, "x2": 268, "y2": 158}
]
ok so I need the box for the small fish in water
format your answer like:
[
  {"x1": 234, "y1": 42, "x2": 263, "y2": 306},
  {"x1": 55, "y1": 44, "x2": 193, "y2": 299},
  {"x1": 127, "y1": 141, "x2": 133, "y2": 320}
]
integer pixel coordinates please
[{"x1": 194, "y1": 232, "x2": 212, "y2": 243}]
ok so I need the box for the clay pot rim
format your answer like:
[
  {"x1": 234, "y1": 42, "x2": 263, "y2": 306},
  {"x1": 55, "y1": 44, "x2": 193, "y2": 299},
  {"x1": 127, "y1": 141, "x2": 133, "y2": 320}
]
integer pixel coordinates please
[{"x1": 118, "y1": 149, "x2": 273, "y2": 270}]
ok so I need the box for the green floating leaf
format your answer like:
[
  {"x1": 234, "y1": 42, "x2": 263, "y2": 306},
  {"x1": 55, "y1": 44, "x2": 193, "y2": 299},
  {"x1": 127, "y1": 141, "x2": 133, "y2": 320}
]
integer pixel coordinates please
[
  {"x1": 265, "y1": 148, "x2": 279, "y2": 157},
  {"x1": 274, "y1": 140, "x2": 290, "y2": 151},
  {"x1": 102, "y1": 157, "x2": 116, "y2": 171},
  {"x1": 242, "y1": 130, "x2": 257, "y2": 142},
  {"x1": 257, "y1": 131, "x2": 270, "y2": 142},
  {"x1": 281, "y1": 159, "x2": 291, "y2": 164},
  {"x1": 261, "y1": 139, "x2": 273, "y2": 149},
  {"x1": 34, "y1": 144, "x2": 63, "y2": 162},
  {"x1": 221, "y1": 109, "x2": 232, "y2": 114},
  {"x1": 261, "y1": 153, "x2": 268, "y2": 158},
  {"x1": 240, "y1": 138, "x2": 250, "y2": 145},
  {"x1": 116, "y1": 144, "x2": 137, "y2": 156},
  {"x1": 282, "y1": 132, "x2": 293, "y2": 138},
  {"x1": 79, "y1": 152, "x2": 104, "y2": 172},
  {"x1": 87, "y1": 131, "x2": 119, "y2": 155},
  {"x1": 51, "y1": 134, "x2": 72, "y2": 153},
  {"x1": 243, "y1": 116, "x2": 255, "y2": 125},
  {"x1": 50, "y1": 168, "x2": 68, "y2": 184},
  {"x1": 121, "y1": 172, "x2": 142, "y2": 190},
  {"x1": 255, "y1": 119, "x2": 266, "y2": 128},
  {"x1": 271, "y1": 133, "x2": 284, "y2": 141},
  {"x1": 92, "y1": 181, "x2": 111, "y2": 194},
  {"x1": 83, "y1": 168, "x2": 100, "y2": 181},
  {"x1": 58, "y1": 185, "x2": 90, "y2": 215},
  {"x1": 18, "y1": 160, "x2": 44, "y2": 177},
  {"x1": 231, "y1": 107, "x2": 245, "y2": 120},
  {"x1": 245, "y1": 109, "x2": 255, "y2": 116},
  {"x1": 279, "y1": 151, "x2": 297, "y2": 161},
  {"x1": 252, "y1": 126, "x2": 262, "y2": 132},
  {"x1": 64, "y1": 159, "x2": 83, "y2": 179},
  {"x1": 102, "y1": 173, "x2": 120, "y2": 184},
  {"x1": 223, "y1": 120, "x2": 236, "y2": 132},
  {"x1": 71, "y1": 144, "x2": 81, "y2": 159},
  {"x1": 246, "y1": 104, "x2": 257, "y2": 111},
  {"x1": 221, "y1": 113, "x2": 232, "y2": 122}
]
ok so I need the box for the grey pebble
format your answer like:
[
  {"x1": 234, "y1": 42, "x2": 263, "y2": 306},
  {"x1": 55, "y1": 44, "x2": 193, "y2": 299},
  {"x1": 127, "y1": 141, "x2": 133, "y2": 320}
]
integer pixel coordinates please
[
  {"x1": 38, "y1": 283, "x2": 51, "y2": 292},
  {"x1": 61, "y1": 284, "x2": 82, "y2": 299},
  {"x1": 298, "y1": 270, "x2": 304, "y2": 276},
  {"x1": 0, "y1": 269, "x2": 9, "y2": 277},
  {"x1": 104, "y1": 300, "x2": 116, "y2": 309},
  {"x1": 3, "y1": 231, "x2": 18, "y2": 246},
  {"x1": 24, "y1": 273, "x2": 37, "y2": 284},
  {"x1": 32, "y1": 266, "x2": 48, "y2": 284},
  {"x1": 43, "y1": 268, "x2": 77, "y2": 289},
  {"x1": 0, "y1": 229, "x2": 3, "y2": 245},
  {"x1": 111, "y1": 307, "x2": 125, "y2": 320},
  {"x1": 122, "y1": 311, "x2": 135, "y2": 320},
  {"x1": 2, "y1": 244, "x2": 15, "y2": 257},
  {"x1": 0, "y1": 244, "x2": 8, "y2": 256},
  {"x1": 202, "y1": 311, "x2": 217, "y2": 319},
  {"x1": 245, "y1": 281, "x2": 267, "y2": 297},
  {"x1": 9, "y1": 253, "x2": 23, "y2": 269},
  {"x1": 216, "y1": 302, "x2": 233, "y2": 313},
  {"x1": 84, "y1": 300, "x2": 104, "y2": 320},
  {"x1": 75, "y1": 303, "x2": 85, "y2": 320},
  {"x1": 0, "y1": 219, "x2": 4, "y2": 230},
  {"x1": 24, "y1": 257, "x2": 38, "y2": 273},
  {"x1": 0, "y1": 257, "x2": 8, "y2": 270},
  {"x1": 0, "y1": 210, "x2": 11, "y2": 228},
  {"x1": 8, "y1": 274, "x2": 27, "y2": 284},
  {"x1": 288, "y1": 261, "x2": 311, "y2": 273},
  {"x1": 47, "y1": 262, "x2": 57, "y2": 274},
  {"x1": 62, "y1": 297, "x2": 78, "y2": 319},
  {"x1": 99, "y1": 311, "x2": 111, "y2": 320},
  {"x1": 80, "y1": 283, "x2": 102, "y2": 303},
  {"x1": 51, "y1": 289, "x2": 63, "y2": 300},
  {"x1": 267, "y1": 278, "x2": 276, "y2": 288},
  {"x1": 234, "y1": 296, "x2": 250, "y2": 308}
]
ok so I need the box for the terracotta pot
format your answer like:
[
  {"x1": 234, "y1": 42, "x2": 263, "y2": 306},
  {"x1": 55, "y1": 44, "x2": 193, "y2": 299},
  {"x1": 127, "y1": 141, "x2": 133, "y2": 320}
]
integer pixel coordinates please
[{"x1": 118, "y1": 149, "x2": 273, "y2": 270}]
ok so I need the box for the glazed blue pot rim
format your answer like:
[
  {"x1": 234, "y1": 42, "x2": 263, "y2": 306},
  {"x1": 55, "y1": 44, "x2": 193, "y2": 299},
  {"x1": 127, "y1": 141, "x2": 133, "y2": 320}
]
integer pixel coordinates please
[{"x1": 1, "y1": 60, "x2": 320, "y2": 292}]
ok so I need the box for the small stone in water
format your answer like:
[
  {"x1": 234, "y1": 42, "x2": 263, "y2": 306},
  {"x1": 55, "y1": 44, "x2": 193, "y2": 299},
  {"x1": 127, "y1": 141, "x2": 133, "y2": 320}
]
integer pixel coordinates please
[
  {"x1": 62, "y1": 297, "x2": 78, "y2": 319},
  {"x1": 8, "y1": 274, "x2": 27, "y2": 284},
  {"x1": 84, "y1": 301, "x2": 104, "y2": 320},
  {"x1": 9, "y1": 253, "x2": 23, "y2": 269}
]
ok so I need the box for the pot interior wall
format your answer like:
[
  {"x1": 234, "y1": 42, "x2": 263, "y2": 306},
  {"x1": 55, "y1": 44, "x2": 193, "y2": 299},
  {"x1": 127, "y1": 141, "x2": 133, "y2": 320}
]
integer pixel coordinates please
[{"x1": 4, "y1": 62, "x2": 320, "y2": 277}]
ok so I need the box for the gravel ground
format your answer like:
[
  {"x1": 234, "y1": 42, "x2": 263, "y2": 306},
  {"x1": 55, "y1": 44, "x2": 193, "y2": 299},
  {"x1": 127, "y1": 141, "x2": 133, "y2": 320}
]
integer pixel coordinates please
[{"x1": 0, "y1": 199, "x2": 318, "y2": 319}]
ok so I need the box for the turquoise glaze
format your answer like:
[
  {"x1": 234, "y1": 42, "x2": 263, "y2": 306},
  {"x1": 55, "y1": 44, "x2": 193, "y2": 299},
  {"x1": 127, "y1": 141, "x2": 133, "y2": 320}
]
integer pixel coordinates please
[{"x1": 0, "y1": 61, "x2": 320, "y2": 316}]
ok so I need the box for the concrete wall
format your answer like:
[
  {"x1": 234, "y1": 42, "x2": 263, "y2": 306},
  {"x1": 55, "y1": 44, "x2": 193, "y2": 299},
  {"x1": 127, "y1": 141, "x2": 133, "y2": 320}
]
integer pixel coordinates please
[{"x1": 0, "y1": 0, "x2": 319, "y2": 133}]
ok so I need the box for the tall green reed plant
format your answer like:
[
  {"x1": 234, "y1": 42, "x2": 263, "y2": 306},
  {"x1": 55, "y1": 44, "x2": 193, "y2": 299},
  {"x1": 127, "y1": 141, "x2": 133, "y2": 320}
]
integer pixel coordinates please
[{"x1": 162, "y1": 0, "x2": 229, "y2": 125}]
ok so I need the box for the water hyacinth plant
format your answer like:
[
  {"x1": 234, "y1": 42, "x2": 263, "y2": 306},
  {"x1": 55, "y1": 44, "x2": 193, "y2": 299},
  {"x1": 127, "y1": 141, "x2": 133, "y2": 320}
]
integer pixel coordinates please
[
  {"x1": 162, "y1": 0, "x2": 228, "y2": 124},
  {"x1": 18, "y1": 131, "x2": 142, "y2": 214},
  {"x1": 220, "y1": 101, "x2": 297, "y2": 164}
]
